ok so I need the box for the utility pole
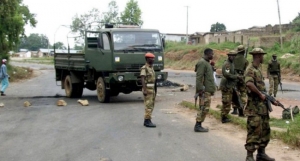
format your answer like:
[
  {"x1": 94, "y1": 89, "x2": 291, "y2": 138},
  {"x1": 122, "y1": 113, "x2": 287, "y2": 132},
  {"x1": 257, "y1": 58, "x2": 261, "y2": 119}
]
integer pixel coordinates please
[
  {"x1": 276, "y1": 0, "x2": 283, "y2": 49},
  {"x1": 185, "y1": 6, "x2": 189, "y2": 44}
]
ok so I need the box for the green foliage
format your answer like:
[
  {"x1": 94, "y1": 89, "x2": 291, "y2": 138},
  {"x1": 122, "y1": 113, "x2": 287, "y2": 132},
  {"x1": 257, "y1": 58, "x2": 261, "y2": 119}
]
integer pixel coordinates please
[
  {"x1": 103, "y1": 0, "x2": 120, "y2": 24},
  {"x1": 18, "y1": 33, "x2": 49, "y2": 51},
  {"x1": 120, "y1": 0, "x2": 143, "y2": 26},
  {"x1": 292, "y1": 12, "x2": 300, "y2": 32},
  {"x1": 210, "y1": 22, "x2": 226, "y2": 32},
  {"x1": 73, "y1": 44, "x2": 84, "y2": 50},
  {"x1": 54, "y1": 42, "x2": 66, "y2": 49},
  {"x1": 6, "y1": 64, "x2": 33, "y2": 82},
  {"x1": 0, "y1": 0, "x2": 37, "y2": 57}
]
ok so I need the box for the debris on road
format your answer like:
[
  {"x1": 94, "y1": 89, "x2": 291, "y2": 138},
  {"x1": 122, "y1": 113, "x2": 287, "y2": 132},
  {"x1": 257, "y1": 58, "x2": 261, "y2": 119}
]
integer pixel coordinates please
[
  {"x1": 57, "y1": 100, "x2": 67, "y2": 106},
  {"x1": 23, "y1": 101, "x2": 31, "y2": 107},
  {"x1": 0, "y1": 103, "x2": 4, "y2": 107},
  {"x1": 77, "y1": 99, "x2": 89, "y2": 106}
]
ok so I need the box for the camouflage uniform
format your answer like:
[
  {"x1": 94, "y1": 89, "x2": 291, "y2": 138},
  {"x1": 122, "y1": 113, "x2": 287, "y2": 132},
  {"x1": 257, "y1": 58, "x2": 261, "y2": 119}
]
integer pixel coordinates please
[
  {"x1": 140, "y1": 63, "x2": 156, "y2": 119},
  {"x1": 195, "y1": 57, "x2": 216, "y2": 122},
  {"x1": 220, "y1": 51, "x2": 239, "y2": 120},
  {"x1": 267, "y1": 55, "x2": 280, "y2": 97},
  {"x1": 233, "y1": 45, "x2": 249, "y2": 114},
  {"x1": 244, "y1": 48, "x2": 274, "y2": 161}
]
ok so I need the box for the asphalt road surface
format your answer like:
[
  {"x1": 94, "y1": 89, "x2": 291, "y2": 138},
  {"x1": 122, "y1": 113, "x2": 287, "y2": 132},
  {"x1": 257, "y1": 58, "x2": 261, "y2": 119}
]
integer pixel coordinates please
[{"x1": 0, "y1": 62, "x2": 298, "y2": 161}]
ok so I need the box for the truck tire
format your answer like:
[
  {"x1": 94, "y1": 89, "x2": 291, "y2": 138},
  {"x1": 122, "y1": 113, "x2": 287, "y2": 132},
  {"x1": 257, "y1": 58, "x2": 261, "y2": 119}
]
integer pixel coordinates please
[
  {"x1": 64, "y1": 75, "x2": 83, "y2": 98},
  {"x1": 97, "y1": 77, "x2": 110, "y2": 103}
]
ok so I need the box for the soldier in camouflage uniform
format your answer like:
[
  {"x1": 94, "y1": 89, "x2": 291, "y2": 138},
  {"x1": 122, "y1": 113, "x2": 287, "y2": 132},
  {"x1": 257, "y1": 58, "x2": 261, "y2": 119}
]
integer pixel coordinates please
[
  {"x1": 140, "y1": 53, "x2": 157, "y2": 128},
  {"x1": 233, "y1": 45, "x2": 249, "y2": 116},
  {"x1": 267, "y1": 54, "x2": 280, "y2": 97},
  {"x1": 194, "y1": 48, "x2": 216, "y2": 132},
  {"x1": 220, "y1": 50, "x2": 243, "y2": 123},
  {"x1": 244, "y1": 48, "x2": 278, "y2": 161}
]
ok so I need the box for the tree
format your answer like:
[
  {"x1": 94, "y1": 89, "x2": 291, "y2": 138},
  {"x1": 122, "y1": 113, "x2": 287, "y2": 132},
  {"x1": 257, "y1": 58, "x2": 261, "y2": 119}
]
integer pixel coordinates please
[
  {"x1": 292, "y1": 12, "x2": 300, "y2": 32},
  {"x1": 120, "y1": 0, "x2": 143, "y2": 26},
  {"x1": 18, "y1": 33, "x2": 49, "y2": 51},
  {"x1": 210, "y1": 22, "x2": 226, "y2": 32},
  {"x1": 54, "y1": 42, "x2": 66, "y2": 49},
  {"x1": 70, "y1": 8, "x2": 103, "y2": 45},
  {"x1": 103, "y1": 0, "x2": 120, "y2": 24},
  {"x1": 0, "y1": 0, "x2": 37, "y2": 57},
  {"x1": 73, "y1": 44, "x2": 84, "y2": 50}
]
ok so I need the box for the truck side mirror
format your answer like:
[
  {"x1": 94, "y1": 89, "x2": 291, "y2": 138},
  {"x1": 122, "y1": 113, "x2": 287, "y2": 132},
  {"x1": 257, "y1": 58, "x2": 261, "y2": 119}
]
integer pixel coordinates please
[
  {"x1": 97, "y1": 37, "x2": 103, "y2": 49},
  {"x1": 162, "y1": 38, "x2": 165, "y2": 49}
]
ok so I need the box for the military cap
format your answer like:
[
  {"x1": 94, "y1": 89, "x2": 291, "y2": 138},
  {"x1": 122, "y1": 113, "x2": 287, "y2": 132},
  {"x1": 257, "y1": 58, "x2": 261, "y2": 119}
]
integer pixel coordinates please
[
  {"x1": 249, "y1": 48, "x2": 266, "y2": 55},
  {"x1": 272, "y1": 54, "x2": 277, "y2": 57},
  {"x1": 227, "y1": 50, "x2": 237, "y2": 56},
  {"x1": 145, "y1": 52, "x2": 155, "y2": 58},
  {"x1": 237, "y1": 45, "x2": 245, "y2": 52}
]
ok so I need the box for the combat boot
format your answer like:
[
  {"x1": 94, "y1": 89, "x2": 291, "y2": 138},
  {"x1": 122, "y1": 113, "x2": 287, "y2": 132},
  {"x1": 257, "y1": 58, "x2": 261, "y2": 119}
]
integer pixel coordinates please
[
  {"x1": 221, "y1": 115, "x2": 231, "y2": 123},
  {"x1": 194, "y1": 122, "x2": 209, "y2": 132},
  {"x1": 231, "y1": 108, "x2": 238, "y2": 115},
  {"x1": 144, "y1": 119, "x2": 156, "y2": 128},
  {"x1": 246, "y1": 151, "x2": 255, "y2": 161},
  {"x1": 238, "y1": 108, "x2": 245, "y2": 117},
  {"x1": 273, "y1": 94, "x2": 276, "y2": 98},
  {"x1": 256, "y1": 147, "x2": 275, "y2": 161}
]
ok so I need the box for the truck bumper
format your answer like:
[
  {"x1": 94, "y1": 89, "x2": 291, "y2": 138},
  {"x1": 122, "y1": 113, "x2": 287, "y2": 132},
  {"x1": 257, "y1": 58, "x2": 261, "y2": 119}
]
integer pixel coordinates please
[{"x1": 105, "y1": 71, "x2": 168, "y2": 83}]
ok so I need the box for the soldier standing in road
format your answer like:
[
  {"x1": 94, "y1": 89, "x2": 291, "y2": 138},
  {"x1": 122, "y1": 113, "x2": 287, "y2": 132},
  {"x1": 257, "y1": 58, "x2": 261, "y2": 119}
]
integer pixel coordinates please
[
  {"x1": 232, "y1": 45, "x2": 249, "y2": 116},
  {"x1": 267, "y1": 54, "x2": 280, "y2": 97},
  {"x1": 244, "y1": 48, "x2": 276, "y2": 161},
  {"x1": 140, "y1": 52, "x2": 157, "y2": 128},
  {"x1": 194, "y1": 48, "x2": 216, "y2": 132},
  {"x1": 220, "y1": 50, "x2": 243, "y2": 123}
]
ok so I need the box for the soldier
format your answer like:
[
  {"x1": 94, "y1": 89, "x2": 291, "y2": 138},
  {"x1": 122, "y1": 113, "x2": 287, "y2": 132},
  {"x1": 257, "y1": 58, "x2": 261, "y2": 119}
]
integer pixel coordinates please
[
  {"x1": 244, "y1": 48, "x2": 277, "y2": 161},
  {"x1": 232, "y1": 45, "x2": 249, "y2": 116},
  {"x1": 220, "y1": 50, "x2": 243, "y2": 123},
  {"x1": 140, "y1": 52, "x2": 157, "y2": 128},
  {"x1": 194, "y1": 48, "x2": 216, "y2": 132},
  {"x1": 267, "y1": 54, "x2": 280, "y2": 97}
]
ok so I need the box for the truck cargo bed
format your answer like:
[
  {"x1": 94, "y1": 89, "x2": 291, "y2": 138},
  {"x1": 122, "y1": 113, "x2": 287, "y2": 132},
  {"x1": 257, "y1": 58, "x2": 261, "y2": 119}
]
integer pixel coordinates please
[{"x1": 54, "y1": 53, "x2": 86, "y2": 71}]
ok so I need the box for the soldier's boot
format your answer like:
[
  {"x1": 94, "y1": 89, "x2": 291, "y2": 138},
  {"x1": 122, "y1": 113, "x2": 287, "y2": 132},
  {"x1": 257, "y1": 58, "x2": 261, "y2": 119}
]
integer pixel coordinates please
[
  {"x1": 274, "y1": 93, "x2": 276, "y2": 97},
  {"x1": 144, "y1": 119, "x2": 156, "y2": 128},
  {"x1": 231, "y1": 108, "x2": 238, "y2": 115},
  {"x1": 238, "y1": 108, "x2": 245, "y2": 117},
  {"x1": 221, "y1": 115, "x2": 231, "y2": 123},
  {"x1": 246, "y1": 151, "x2": 255, "y2": 161},
  {"x1": 256, "y1": 148, "x2": 275, "y2": 161},
  {"x1": 194, "y1": 122, "x2": 209, "y2": 132}
]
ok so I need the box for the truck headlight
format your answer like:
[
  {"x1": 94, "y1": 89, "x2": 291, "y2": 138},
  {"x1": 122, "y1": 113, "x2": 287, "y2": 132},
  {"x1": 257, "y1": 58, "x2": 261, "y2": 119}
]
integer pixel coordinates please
[
  {"x1": 157, "y1": 74, "x2": 162, "y2": 80},
  {"x1": 118, "y1": 75, "x2": 124, "y2": 81},
  {"x1": 158, "y1": 56, "x2": 163, "y2": 61}
]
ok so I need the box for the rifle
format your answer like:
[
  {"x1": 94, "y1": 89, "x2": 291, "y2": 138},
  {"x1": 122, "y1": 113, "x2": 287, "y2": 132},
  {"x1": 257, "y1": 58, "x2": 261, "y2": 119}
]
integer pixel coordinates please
[
  {"x1": 244, "y1": 38, "x2": 250, "y2": 58},
  {"x1": 232, "y1": 86, "x2": 244, "y2": 110},
  {"x1": 261, "y1": 91, "x2": 286, "y2": 112},
  {"x1": 278, "y1": 72, "x2": 283, "y2": 94},
  {"x1": 194, "y1": 86, "x2": 205, "y2": 109}
]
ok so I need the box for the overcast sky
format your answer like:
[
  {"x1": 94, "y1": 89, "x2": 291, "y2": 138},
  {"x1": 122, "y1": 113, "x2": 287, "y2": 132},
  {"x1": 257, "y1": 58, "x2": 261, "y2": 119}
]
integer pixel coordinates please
[{"x1": 23, "y1": 0, "x2": 300, "y2": 47}]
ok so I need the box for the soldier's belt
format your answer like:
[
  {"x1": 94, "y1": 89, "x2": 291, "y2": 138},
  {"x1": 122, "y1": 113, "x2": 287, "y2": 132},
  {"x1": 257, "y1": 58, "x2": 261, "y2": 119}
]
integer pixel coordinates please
[{"x1": 146, "y1": 84, "x2": 155, "y2": 88}]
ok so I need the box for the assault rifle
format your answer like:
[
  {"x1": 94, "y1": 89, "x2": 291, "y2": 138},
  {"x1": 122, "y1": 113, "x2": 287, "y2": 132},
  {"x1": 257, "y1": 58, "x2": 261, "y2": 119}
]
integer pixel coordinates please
[
  {"x1": 232, "y1": 86, "x2": 244, "y2": 110},
  {"x1": 194, "y1": 86, "x2": 205, "y2": 110},
  {"x1": 278, "y1": 72, "x2": 283, "y2": 94},
  {"x1": 261, "y1": 91, "x2": 286, "y2": 112}
]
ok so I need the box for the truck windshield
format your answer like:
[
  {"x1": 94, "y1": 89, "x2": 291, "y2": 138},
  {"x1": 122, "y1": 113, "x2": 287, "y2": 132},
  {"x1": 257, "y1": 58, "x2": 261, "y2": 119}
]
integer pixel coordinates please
[{"x1": 113, "y1": 31, "x2": 162, "y2": 52}]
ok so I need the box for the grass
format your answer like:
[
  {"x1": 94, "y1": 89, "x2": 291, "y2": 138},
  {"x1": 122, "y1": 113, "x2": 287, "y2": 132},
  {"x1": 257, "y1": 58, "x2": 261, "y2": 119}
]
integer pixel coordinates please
[
  {"x1": 6, "y1": 64, "x2": 34, "y2": 82},
  {"x1": 11, "y1": 57, "x2": 54, "y2": 65},
  {"x1": 179, "y1": 100, "x2": 300, "y2": 148}
]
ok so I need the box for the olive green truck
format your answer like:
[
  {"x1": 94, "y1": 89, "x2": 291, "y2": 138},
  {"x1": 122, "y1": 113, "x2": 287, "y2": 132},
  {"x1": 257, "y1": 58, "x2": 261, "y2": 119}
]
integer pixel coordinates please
[{"x1": 54, "y1": 25, "x2": 168, "y2": 103}]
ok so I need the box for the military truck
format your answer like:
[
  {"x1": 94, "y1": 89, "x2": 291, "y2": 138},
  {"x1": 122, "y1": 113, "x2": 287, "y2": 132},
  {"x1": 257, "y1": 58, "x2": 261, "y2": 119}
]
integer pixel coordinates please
[{"x1": 54, "y1": 24, "x2": 168, "y2": 103}]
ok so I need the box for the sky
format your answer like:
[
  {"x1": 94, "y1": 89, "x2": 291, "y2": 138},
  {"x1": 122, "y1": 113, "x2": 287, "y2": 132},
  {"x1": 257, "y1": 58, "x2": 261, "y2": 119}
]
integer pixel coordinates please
[{"x1": 23, "y1": 0, "x2": 300, "y2": 48}]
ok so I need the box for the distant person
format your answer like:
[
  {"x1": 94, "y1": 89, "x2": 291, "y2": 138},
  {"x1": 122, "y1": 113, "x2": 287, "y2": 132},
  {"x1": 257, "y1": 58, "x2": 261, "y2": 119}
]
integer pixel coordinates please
[
  {"x1": 194, "y1": 48, "x2": 216, "y2": 132},
  {"x1": 267, "y1": 54, "x2": 280, "y2": 97},
  {"x1": 232, "y1": 45, "x2": 249, "y2": 116},
  {"x1": 140, "y1": 52, "x2": 157, "y2": 128},
  {"x1": 0, "y1": 59, "x2": 9, "y2": 96},
  {"x1": 244, "y1": 48, "x2": 278, "y2": 161},
  {"x1": 219, "y1": 50, "x2": 243, "y2": 123}
]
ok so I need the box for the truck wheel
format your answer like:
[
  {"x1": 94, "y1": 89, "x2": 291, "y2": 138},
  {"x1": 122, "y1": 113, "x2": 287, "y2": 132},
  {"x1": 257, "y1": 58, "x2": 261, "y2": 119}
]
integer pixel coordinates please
[
  {"x1": 97, "y1": 77, "x2": 110, "y2": 103},
  {"x1": 64, "y1": 75, "x2": 83, "y2": 98}
]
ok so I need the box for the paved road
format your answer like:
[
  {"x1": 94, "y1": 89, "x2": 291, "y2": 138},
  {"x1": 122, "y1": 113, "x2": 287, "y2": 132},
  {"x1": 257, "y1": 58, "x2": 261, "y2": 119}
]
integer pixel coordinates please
[
  {"x1": 0, "y1": 62, "x2": 249, "y2": 161},
  {"x1": 164, "y1": 69, "x2": 300, "y2": 101}
]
